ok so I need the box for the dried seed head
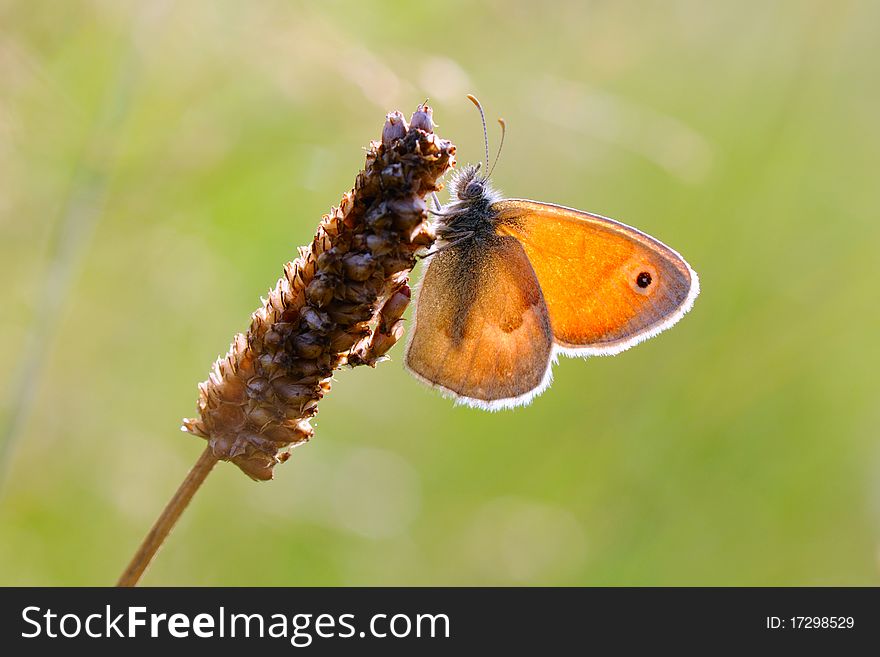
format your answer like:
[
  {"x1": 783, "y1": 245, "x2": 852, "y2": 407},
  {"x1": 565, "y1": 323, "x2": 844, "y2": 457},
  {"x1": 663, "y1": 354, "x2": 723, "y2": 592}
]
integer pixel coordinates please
[
  {"x1": 341, "y1": 252, "x2": 377, "y2": 281},
  {"x1": 378, "y1": 287, "x2": 411, "y2": 328},
  {"x1": 183, "y1": 105, "x2": 455, "y2": 480},
  {"x1": 305, "y1": 273, "x2": 337, "y2": 308}
]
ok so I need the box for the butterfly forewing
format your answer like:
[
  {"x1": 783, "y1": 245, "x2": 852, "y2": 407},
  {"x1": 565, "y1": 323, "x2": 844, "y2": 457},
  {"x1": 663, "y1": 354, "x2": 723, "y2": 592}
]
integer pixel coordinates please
[
  {"x1": 493, "y1": 199, "x2": 698, "y2": 354},
  {"x1": 404, "y1": 235, "x2": 554, "y2": 409}
]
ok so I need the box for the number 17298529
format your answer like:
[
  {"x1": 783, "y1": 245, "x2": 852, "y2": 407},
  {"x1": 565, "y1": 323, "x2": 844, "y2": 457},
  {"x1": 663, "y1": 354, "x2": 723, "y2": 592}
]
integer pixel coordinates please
[{"x1": 766, "y1": 617, "x2": 854, "y2": 629}]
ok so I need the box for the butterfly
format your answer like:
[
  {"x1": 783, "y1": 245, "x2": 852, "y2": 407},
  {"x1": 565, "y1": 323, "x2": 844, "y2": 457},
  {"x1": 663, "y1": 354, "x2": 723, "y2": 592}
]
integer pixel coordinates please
[{"x1": 405, "y1": 97, "x2": 699, "y2": 410}]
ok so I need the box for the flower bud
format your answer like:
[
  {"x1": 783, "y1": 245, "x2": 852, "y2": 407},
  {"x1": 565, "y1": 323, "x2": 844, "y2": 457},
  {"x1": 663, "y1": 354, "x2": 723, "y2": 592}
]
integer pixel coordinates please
[
  {"x1": 382, "y1": 111, "x2": 408, "y2": 145},
  {"x1": 410, "y1": 103, "x2": 434, "y2": 132}
]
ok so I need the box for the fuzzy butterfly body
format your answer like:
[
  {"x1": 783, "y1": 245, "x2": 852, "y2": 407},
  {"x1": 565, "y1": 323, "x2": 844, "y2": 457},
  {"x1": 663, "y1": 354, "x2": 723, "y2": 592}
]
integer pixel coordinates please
[{"x1": 405, "y1": 161, "x2": 699, "y2": 411}]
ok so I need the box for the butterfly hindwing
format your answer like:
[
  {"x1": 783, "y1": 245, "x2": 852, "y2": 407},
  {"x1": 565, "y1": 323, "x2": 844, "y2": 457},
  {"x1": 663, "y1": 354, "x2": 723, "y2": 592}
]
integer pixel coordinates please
[{"x1": 404, "y1": 234, "x2": 554, "y2": 409}]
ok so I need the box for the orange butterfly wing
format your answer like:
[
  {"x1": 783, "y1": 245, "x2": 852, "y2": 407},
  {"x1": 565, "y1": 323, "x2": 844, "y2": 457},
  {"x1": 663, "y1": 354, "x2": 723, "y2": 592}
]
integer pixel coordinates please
[
  {"x1": 405, "y1": 235, "x2": 554, "y2": 409},
  {"x1": 493, "y1": 200, "x2": 699, "y2": 355}
]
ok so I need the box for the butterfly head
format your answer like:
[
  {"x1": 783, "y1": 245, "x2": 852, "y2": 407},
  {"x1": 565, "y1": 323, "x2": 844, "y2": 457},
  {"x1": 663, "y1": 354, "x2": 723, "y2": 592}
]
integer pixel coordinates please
[{"x1": 451, "y1": 163, "x2": 492, "y2": 202}]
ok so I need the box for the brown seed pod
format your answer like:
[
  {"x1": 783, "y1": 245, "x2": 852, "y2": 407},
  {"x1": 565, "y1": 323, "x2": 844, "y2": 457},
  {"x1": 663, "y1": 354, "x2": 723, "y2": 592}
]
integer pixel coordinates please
[{"x1": 181, "y1": 104, "x2": 455, "y2": 480}]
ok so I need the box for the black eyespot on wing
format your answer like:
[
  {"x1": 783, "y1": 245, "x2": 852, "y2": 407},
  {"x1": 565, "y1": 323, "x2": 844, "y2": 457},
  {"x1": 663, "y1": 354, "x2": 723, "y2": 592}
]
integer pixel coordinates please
[{"x1": 624, "y1": 262, "x2": 658, "y2": 296}]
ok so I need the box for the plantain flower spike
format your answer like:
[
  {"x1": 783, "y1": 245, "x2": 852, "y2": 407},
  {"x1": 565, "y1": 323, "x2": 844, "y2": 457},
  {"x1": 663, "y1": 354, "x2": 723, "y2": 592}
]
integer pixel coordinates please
[{"x1": 182, "y1": 104, "x2": 455, "y2": 480}]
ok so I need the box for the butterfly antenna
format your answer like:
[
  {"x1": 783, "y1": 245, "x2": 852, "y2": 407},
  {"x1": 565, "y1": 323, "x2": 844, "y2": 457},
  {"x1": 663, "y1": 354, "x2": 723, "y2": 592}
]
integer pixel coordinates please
[
  {"x1": 487, "y1": 118, "x2": 506, "y2": 178},
  {"x1": 466, "y1": 94, "x2": 490, "y2": 175}
]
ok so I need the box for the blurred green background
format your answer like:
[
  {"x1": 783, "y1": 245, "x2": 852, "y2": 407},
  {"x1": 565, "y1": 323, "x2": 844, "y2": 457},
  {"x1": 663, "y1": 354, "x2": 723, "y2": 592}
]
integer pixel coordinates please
[{"x1": 1, "y1": 0, "x2": 878, "y2": 586}]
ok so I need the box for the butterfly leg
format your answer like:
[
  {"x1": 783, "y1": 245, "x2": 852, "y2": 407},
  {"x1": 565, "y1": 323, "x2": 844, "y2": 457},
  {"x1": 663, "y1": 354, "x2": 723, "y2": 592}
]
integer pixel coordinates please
[
  {"x1": 426, "y1": 194, "x2": 448, "y2": 216},
  {"x1": 418, "y1": 231, "x2": 475, "y2": 259}
]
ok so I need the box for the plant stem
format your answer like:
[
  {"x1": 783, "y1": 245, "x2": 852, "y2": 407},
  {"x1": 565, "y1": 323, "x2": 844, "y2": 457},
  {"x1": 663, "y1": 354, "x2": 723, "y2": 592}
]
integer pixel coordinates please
[{"x1": 117, "y1": 447, "x2": 218, "y2": 587}]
